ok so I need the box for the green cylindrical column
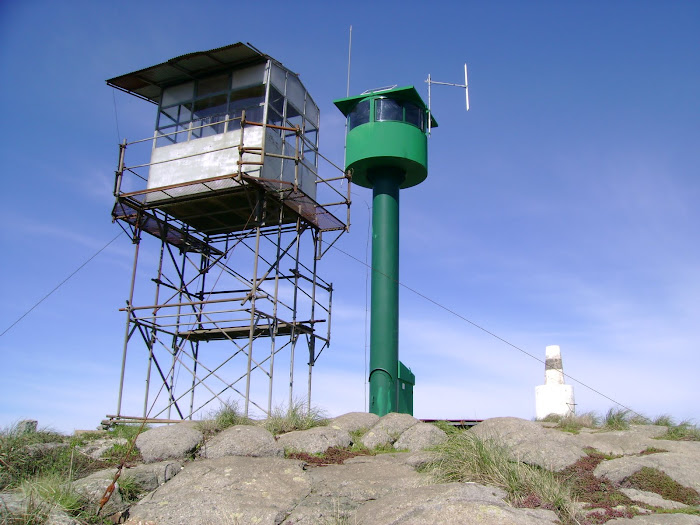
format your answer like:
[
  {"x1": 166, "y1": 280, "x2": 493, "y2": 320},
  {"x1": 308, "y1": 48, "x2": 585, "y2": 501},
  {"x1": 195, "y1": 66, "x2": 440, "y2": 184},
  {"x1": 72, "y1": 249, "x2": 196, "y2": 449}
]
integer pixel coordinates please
[
  {"x1": 334, "y1": 86, "x2": 436, "y2": 417},
  {"x1": 369, "y1": 167, "x2": 404, "y2": 416}
]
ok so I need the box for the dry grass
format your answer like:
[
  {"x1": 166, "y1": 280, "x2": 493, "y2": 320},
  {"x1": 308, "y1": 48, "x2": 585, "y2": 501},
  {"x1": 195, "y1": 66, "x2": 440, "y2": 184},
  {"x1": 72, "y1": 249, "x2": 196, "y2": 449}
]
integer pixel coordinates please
[{"x1": 423, "y1": 430, "x2": 580, "y2": 524}]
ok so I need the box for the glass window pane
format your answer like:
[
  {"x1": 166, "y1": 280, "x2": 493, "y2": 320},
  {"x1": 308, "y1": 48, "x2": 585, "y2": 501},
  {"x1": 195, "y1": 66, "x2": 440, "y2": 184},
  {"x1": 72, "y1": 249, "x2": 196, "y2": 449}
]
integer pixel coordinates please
[
  {"x1": 376, "y1": 98, "x2": 402, "y2": 122},
  {"x1": 348, "y1": 99, "x2": 370, "y2": 130},
  {"x1": 286, "y1": 103, "x2": 303, "y2": 130},
  {"x1": 244, "y1": 105, "x2": 263, "y2": 123},
  {"x1": 286, "y1": 74, "x2": 305, "y2": 114},
  {"x1": 179, "y1": 103, "x2": 192, "y2": 124},
  {"x1": 268, "y1": 86, "x2": 284, "y2": 115},
  {"x1": 231, "y1": 63, "x2": 265, "y2": 89},
  {"x1": 304, "y1": 124, "x2": 318, "y2": 148},
  {"x1": 270, "y1": 63, "x2": 286, "y2": 92},
  {"x1": 162, "y1": 82, "x2": 194, "y2": 106},
  {"x1": 158, "y1": 106, "x2": 178, "y2": 128},
  {"x1": 404, "y1": 102, "x2": 423, "y2": 130},
  {"x1": 193, "y1": 94, "x2": 228, "y2": 119},
  {"x1": 156, "y1": 126, "x2": 177, "y2": 147},
  {"x1": 197, "y1": 74, "x2": 229, "y2": 97},
  {"x1": 267, "y1": 108, "x2": 283, "y2": 128},
  {"x1": 305, "y1": 99, "x2": 320, "y2": 127},
  {"x1": 229, "y1": 85, "x2": 265, "y2": 111}
]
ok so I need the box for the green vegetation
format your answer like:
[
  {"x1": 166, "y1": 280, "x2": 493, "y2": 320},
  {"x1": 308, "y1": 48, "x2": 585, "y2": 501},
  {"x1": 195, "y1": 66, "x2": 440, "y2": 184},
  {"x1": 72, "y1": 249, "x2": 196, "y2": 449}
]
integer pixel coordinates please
[
  {"x1": 213, "y1": 400, "x2": 253, "y2": 431},
  {"x1": 264, "y1": 399, "x2": 328, "y2": 436},
  {"x1": 603, "y1": 408, "x2": 632, "y2": 431},
  {"x1": 622, "y1": 467, "x2": 700, "y2": 506},
  {"x1": 429, "y1": 420, "x2": 461, "y2": 435},
  {"x1": 0, "y1": 422, "x2": 146, "y2": 524},
  {"x1": 539, "y1": 409, "x2": 700, "y2": 442},
  {"x1": 657, "y1": 420, "x2": 700, "y2": 441},
  {"x1": 0, "y1": 424, "x2": 98, "y2": 491},
  {"x1": 116, "y1": 475, "x2": 143, "y2": 503},
  {"x1": 537, "y1": 412, "x2": 601, "y2": 434},
  {"x1": 423, "y1": 430, "x2": 580, "y2": 524}
]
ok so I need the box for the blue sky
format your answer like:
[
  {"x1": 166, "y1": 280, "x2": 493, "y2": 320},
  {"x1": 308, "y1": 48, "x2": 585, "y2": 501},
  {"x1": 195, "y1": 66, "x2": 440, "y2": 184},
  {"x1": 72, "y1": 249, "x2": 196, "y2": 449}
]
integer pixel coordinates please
[{"x1": 1, "y1": 1, "x2": 698, "y2": 433}]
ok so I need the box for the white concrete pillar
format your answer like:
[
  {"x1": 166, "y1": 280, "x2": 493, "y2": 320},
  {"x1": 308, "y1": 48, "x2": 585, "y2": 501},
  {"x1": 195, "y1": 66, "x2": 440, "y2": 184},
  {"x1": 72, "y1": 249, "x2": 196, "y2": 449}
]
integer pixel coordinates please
[{"x1": 535, "y1": 345, "x2": 575, "y2": 419}]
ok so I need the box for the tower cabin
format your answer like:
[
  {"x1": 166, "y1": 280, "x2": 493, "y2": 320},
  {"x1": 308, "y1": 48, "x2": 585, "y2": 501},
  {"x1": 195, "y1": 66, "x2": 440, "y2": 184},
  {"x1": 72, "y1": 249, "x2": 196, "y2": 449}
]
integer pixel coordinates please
[
  {"x1": 107, "y1": 43, "x2": 321, "y2": 235},
  {"x1": 334, "y1": 86, "x2": 437, "y2": 190}
]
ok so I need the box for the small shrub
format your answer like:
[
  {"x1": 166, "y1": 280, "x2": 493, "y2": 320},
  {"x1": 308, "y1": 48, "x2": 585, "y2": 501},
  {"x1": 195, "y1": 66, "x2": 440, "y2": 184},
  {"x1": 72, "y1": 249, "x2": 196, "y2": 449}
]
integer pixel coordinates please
[{"x1": 264, "y1": 400, "x2": 328, "y2": 436}]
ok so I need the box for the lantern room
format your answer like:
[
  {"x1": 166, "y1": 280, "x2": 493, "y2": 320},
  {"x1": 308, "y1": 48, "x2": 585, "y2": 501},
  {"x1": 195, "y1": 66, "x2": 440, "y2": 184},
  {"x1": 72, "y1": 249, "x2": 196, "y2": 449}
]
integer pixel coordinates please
[{"x1": 334, "y1": 86, "x2": 437, "y2": 189}]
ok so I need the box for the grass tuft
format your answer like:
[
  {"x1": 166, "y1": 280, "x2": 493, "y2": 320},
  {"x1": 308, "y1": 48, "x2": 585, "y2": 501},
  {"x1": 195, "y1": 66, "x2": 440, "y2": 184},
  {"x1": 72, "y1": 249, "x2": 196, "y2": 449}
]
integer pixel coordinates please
[
  {"x1": 652, "y1": 414, "x2": 675, "y2": 427},
  {"x1": 656, "y1": 420, "x2": 700, "y2": 442},
  {"x1": 264, "y1": 399, "x2": 328, "y2": 436},
  {"x1": 603, "y1": 408, "x2": 631, "y2": 431},
  {"x1": 423, "y1": 430, "x2": 579, "y2": 524}
]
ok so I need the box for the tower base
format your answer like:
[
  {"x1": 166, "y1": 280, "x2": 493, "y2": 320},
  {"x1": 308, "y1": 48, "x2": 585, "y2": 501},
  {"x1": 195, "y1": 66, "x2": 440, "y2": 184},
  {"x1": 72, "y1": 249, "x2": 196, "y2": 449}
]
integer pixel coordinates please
[{"x1": 535, "y1": 384, "x2": 575, "y2": 419}]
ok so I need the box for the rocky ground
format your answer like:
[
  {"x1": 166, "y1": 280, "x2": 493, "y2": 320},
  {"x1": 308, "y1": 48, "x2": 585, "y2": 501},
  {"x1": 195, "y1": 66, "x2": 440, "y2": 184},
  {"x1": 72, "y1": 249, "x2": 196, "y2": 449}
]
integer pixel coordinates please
[{"x1": 2, "y1": 413, "x2": 699, "y2": 524}]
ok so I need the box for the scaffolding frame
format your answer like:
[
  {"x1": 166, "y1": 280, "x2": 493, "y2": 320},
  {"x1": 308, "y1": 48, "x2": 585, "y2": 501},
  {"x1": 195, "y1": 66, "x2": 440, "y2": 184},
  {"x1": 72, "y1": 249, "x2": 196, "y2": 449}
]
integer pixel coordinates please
[{"x1": 108, "y1": 114, "x2": 350, "y2": 423}]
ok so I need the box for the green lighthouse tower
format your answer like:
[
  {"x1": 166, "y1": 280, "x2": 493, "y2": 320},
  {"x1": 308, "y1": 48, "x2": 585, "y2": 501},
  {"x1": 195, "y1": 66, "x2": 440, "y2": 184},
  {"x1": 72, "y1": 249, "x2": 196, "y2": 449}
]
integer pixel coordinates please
[{"x1": 335, "y1": 86, "x2": 436, "y2": 416}]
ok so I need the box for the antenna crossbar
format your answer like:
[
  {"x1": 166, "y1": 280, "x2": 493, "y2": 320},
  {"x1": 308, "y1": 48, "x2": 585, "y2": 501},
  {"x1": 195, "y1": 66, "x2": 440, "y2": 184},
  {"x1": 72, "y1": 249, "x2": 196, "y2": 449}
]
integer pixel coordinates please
[{"x1": 425, "y1": 63, "x2": 470, "y2": 134}]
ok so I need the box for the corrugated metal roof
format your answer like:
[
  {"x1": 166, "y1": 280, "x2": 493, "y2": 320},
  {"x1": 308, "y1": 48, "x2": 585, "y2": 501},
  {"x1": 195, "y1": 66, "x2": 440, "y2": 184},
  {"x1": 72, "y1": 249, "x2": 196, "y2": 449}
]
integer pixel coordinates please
[{"x1": 106, "y1": 42, "x2": 274, "y2": 105}]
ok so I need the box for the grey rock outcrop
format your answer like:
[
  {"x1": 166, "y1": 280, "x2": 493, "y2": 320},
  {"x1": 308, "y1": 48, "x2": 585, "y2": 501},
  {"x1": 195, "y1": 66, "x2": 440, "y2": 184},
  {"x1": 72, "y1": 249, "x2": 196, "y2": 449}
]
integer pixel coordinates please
[
  {"x1": 360, "y1": 412, "x2": 419, "y2": 449},
  {"x1": 471, "y1": 417, "x2": 586, "y2": 470},
  {"x1": 619, "y1": 487, "x2": 690, "y2": 510},
  {"x1": 134, "y1": 423, "x2": 202, "y2": 463},
  {"x1": 0, "y1": 492, "x2": 79, "y2": 525},
  {"x1": 606, "y1": 514, "x2": 700, "y2": 524},
  {"x1": 594, "y1": 444, "x2": 700, "y2": 491},
  {"x1": 329, "y1": 411, "x2": 380, "y2": 433},
  {"x1": 199, "y1": 424, "x2": 283, "y2": 458},
  {"x1": 71, "y1": 469, "x2": 128, "y2": 516},
  {"x1": 573, "y1": 425, "x2": 669, "y2": 456},
  {"x1": 393, "y1": 421, "x2": 448, "y2": 451},
  {"x1": 353, "y1": 482, "x2": 560, "y2": 525},
  {"x1": 76, "y1": 437, "x2": 128, "y2": 460},
  {"x1": 121, "y1": 460, "x2": 183, "y2": 491},
  {"x1": 126, "y1": 457, "x2": 311, "y2": 525},
  {"x1": 284, "y1": 453, "x2": 425, "y2": 523},
  {"x1": 276, "y1": 426, "x2": 351, "y2": 454}
]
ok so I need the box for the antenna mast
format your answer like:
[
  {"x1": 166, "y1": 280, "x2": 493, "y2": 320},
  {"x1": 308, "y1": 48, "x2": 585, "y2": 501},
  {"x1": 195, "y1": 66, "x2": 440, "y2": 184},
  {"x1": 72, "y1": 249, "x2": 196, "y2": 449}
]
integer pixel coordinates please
[{"x1": 426, "y1": 63, "x2": 469, "y2": 134}]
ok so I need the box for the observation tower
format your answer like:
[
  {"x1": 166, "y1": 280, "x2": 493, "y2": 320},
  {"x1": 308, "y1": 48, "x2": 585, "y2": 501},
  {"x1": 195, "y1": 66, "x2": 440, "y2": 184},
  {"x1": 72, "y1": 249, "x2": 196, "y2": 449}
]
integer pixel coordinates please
[
  {"x1": 106, "y1": 43, "x2": 349, "y2": 423},
  {"x1": 335, "y1": 86, "x2": 436, "y2": 416}
]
